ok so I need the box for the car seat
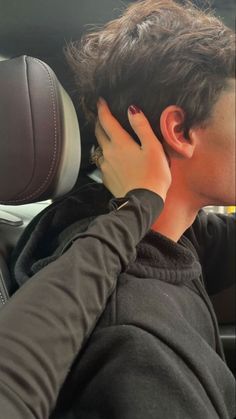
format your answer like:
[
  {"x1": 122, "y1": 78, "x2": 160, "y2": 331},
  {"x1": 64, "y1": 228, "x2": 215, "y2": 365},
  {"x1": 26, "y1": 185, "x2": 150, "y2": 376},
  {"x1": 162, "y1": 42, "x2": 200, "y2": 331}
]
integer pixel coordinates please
[{"x1": 0, "y1": 55, "x2": 81, "y2": 305}]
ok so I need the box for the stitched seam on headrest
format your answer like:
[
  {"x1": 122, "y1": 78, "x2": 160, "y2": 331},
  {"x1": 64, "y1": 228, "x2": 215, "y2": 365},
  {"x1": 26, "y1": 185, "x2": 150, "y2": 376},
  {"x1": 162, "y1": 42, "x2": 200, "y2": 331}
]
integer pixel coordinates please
[
  {"x1": 10, "y1": 57, "x2": 58, "y2": 202},
  {"x1": 8, "y1": 55, "x2": 36, "y2": 198}
]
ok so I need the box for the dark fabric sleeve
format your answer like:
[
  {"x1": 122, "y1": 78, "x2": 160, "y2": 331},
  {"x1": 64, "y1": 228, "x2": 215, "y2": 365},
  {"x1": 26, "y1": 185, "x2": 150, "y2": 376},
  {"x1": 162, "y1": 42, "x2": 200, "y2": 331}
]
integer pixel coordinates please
[
  {"x1": 0, "y1": 189, "x2": 163, "y2": 419},
  {"x1": 184, "y1": 210, "x2": 236, "y2": 296}
]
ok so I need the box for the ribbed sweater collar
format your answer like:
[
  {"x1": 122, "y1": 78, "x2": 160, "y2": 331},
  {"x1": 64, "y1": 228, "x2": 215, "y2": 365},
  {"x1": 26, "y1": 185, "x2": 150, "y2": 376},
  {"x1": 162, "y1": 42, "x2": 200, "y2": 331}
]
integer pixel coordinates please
[{"x1": 126, "y1": 230, "x2": 202, "y2": 284}]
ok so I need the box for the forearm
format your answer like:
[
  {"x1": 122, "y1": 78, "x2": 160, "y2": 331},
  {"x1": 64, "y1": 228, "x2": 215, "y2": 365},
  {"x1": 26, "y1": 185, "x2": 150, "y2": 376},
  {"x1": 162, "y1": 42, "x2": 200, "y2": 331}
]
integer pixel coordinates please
[{"x1": 0, "y1": 189, "x2": 163, "y2": 419}]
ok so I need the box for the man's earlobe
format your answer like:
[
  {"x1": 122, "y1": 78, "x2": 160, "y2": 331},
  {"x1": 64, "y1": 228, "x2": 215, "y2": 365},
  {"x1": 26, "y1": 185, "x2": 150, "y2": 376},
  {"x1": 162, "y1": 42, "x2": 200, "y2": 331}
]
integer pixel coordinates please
[{"x1": 160, "y1": 106, "x2": 195, "y2": 159}]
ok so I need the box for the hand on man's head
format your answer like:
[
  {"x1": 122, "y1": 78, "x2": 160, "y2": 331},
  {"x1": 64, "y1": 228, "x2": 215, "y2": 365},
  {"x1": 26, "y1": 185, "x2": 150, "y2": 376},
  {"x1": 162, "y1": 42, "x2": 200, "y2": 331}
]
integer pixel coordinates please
[{"x1": 93, "y1": 98, "x2": 172, "y2": 200}]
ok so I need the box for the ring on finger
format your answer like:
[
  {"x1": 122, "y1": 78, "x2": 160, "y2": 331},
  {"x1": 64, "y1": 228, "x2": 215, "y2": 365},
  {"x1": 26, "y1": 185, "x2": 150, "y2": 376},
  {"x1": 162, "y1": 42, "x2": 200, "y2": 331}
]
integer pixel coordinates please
[{"x1": 90, "y1": 146, "x2": 104, "y2": 168}]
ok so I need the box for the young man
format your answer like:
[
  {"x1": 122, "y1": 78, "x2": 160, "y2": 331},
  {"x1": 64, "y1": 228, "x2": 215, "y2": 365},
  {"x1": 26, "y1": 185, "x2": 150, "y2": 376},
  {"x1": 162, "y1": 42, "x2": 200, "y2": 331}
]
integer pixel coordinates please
[
  {"x1": 64, "y1": 0, "x2": 236, "y2": 416},
  {"x1": 0, "y1": 1, "x2": 235, "y2": 418}
]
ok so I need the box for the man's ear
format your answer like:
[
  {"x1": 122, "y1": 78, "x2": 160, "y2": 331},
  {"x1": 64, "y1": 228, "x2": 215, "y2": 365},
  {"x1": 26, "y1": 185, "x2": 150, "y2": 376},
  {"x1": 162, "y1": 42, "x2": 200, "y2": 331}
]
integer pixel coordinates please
[{"x1": 160, "y1": 106, "x2": 195, "y2": 159}]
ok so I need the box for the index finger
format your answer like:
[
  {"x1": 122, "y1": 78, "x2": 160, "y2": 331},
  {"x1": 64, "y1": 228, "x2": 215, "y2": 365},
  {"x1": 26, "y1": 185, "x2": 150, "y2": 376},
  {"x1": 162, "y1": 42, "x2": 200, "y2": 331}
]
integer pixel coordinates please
[
  {"x1": 127, "y1": 105, "x2": 161, "y2": 148},
  {"x1": 97, "y1": 98, "x2": 131, "y2": 144}
]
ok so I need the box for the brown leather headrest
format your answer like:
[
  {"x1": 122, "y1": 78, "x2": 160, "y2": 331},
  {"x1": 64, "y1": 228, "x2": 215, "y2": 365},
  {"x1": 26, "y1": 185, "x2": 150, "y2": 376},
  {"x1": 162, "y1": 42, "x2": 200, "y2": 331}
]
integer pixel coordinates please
[{"x1": 0, "y1": 55, "x2": 81, "y2": 205}]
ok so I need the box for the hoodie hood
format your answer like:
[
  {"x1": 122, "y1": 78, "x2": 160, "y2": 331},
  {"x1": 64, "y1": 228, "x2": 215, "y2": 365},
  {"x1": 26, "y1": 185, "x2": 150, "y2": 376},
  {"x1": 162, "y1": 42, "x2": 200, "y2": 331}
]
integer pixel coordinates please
[{"x1": 11, "y1": 182, "x2": 202, "y2": 287}]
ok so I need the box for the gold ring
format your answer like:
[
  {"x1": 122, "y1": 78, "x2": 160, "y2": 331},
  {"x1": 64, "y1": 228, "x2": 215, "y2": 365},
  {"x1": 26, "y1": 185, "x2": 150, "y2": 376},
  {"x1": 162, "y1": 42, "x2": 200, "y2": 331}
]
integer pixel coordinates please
[{"x1": 90, "y1": 146, "x2": 104, "y2": 168}]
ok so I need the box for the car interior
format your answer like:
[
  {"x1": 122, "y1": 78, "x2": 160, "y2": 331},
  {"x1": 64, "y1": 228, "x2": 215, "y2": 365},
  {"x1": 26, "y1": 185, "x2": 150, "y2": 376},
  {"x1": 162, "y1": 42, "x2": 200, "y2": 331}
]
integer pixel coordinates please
[{"x1": 0, "y1": 0, "x2": 235, "y2": 381}]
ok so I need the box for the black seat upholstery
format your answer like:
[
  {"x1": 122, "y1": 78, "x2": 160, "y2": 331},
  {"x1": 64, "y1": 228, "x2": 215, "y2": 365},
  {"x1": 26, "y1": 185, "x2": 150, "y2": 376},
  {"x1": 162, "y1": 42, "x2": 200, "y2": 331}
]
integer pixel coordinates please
[{"x1": 0, "y1": 55, "x2": 81, "y2": 205}]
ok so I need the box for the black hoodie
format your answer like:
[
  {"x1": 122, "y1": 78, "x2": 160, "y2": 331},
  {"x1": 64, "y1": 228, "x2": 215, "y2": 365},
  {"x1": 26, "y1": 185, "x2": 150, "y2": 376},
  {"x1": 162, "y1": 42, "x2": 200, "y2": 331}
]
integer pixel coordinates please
[{"x1": 1, "y1": 184, "x2": 235, "y2": 418}]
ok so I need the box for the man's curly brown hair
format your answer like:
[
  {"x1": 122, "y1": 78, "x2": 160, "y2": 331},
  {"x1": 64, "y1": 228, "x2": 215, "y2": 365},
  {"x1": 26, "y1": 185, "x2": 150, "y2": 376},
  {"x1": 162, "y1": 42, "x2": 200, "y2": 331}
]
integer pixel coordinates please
[{"x1": 64, "y1": 0, "x2": 235, "y2": 144}]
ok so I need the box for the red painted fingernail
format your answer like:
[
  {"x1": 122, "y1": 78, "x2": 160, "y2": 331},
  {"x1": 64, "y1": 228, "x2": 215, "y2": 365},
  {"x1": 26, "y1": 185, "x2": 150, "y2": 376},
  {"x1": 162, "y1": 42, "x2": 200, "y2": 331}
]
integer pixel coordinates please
[
  {"x1": 128, "y1": 105, "x2": 141, "y2": 115},
  {"x1": 98, "y1": 97, "x2": 106, "y2": 106}
]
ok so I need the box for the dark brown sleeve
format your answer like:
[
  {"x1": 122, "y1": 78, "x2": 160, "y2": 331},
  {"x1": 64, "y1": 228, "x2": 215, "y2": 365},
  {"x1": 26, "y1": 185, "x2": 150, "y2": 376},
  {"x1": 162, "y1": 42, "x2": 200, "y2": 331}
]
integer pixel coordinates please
[
  {"x1": 185, "y1": 210, "x2": 236, "y2": 296},
  {"x1": 0, "y1": 189, "x2": 163, "y2": 419}
]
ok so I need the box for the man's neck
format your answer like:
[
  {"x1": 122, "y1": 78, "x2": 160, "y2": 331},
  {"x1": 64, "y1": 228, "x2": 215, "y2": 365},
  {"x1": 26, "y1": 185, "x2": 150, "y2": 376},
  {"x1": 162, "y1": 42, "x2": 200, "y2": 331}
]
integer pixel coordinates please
[{"x1": 151, "y1": 185, "x2": 200, "y2": 243}]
